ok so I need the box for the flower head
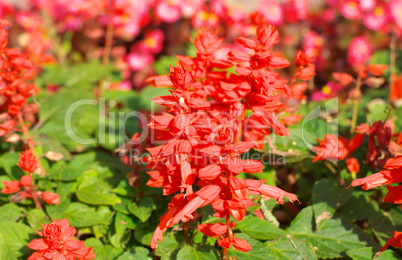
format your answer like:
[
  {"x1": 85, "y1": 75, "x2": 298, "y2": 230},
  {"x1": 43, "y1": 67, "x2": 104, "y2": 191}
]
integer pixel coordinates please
[
  {"x1": 17, "y1": 149, "x2": 38, "y2": 173},
  {"x1": 27, "y1": 219, "x2": 96, "y2": 260}
]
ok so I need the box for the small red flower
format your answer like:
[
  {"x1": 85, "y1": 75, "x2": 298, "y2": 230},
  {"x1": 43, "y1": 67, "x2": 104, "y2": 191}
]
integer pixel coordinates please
[
  {"x1": 1, "y1": 180, "x2": 22, "y2": 194},
  {"x1": 17, "y1": 149, "x2": 38, "y2": 173},
  {"x1": 376, "y1": 231, "x2": 402, "y2": 258},
  {"x1": 346, "y1": 158, "x2": 360, "y2": 173},
  {"x1": 27, "y1": 219, "x2": 96, "y2": 260},
  {"x1": 41, "y1": 191, "x2": 61, "y2": 205}
]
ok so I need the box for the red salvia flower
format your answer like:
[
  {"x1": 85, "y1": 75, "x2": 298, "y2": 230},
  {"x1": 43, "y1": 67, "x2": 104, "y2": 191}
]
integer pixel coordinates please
[
  {"x1": 27, "y1": 219, "x2": 96, "y2": 260},
  {"x1": 17, "y1": 149, "x2": 38, "y2": 173}
]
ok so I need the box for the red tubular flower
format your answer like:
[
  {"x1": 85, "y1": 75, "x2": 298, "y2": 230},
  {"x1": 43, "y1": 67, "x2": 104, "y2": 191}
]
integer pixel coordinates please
[
  {"x1": 217, "y1": 235, "x2": 252, "y2": 252},
  {"x1": 27, "y1": 219, "x2": 95, "y2": 260},
  {"x1": 312, "y1": 135, "x2": 349, "y2": 162},
  {"x1": 384, "y1": 185, "x2": 402, "y2": 209},
  {"x1": 376, "y1": 231, "x2": 402, "y2": 258},
  {"x1": 17, "y1": 149, "x2": 38, "y2": 173},
  {"x1": 197, "y1": 223, "x2": 228, "y2": 237},
  {"x1": 346, "y1": 158, "x2": 360, "y2": 173},
  {"x1": 41, "y1": 191, "x2": 61, "y2": 205},
  {"x1": 1, "y1": 180, "x2": 22, "y2": 194}
]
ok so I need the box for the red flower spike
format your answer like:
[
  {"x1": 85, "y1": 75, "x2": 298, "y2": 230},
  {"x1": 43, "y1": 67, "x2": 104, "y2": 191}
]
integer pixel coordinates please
[
  {"x1": 27, "y1": 219, "x2": 95, "y2": 260},
  {"x1": 17, "y1": 149, "x2": 38, "y2": 173}
]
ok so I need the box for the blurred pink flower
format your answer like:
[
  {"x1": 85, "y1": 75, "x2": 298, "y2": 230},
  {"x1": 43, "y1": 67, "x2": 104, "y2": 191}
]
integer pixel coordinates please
[
  {"x1": 390, "y1": 0, "x2": 402, "y2": 30},
  {"x1": 259, "y1": 0, "x2": 284, "y2": 25},
  {"x1": 139, "y1": 29, "x2": 165, "y2": 54},
  {"x1": 126, "y1": 52, "x2": 154, "y2": 71},
  {"x1": 363, "y1": 5, "x2": 388, "y2": 30},
  {"x1": 340, "y1": 0, "x2": 362, "y2": 19},
  {"x1": 156, "y1": 0, "x2": 181, "y2": 23},
  {"x1": 359, "y1": 0, "x2": 375, "y2": 12},
  {"x1": 312, "y1": 82, "x2": 344, "y2": 101},
  {"x1": 192, "y1": 10, "x2": 219, "y2": 28},
  {"x1": 347, "y1": 36, "x2": 372, "y2": 66}
]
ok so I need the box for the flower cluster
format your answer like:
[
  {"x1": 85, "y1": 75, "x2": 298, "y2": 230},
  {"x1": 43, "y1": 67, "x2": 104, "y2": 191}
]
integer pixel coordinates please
[
  {"x1": 27, "y1": 218, "x2": 96, "y2": 260},
  {"x1": 1, "y1": 149, "x2": 60, "y2": 205},
  {"x1": 338, "y1": 0, "x2": 402, "y2": 32},
  {"x1": 146, "y1": 22, "x2": 300, "y2": 253},
  {"x1": 0, "y1": 18, "x2": 37, "y2": 140}
]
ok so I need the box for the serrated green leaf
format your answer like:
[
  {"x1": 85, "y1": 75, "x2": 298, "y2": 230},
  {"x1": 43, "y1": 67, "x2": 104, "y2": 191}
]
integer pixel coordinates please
[
  {"x1": 84, "y1": 238, "x2": 123, "y2": 260},
  {"x1": 155, "y1": 233, "x2": 185, "y2": 260},
  {"x1": 62, "y1": 202, "x2": 108, "y2": 227},
  {"x1": 116, "y1": 246, "x2": 152, "y2": 260},
  {"x1": 0, "y1": 222, "x2": 35, "y2": 258},
  {"x1": 227, "y1": 233, "x2": 271, "y2": 260},
  {"x1": 0, "y1": 203, "x2": 21, "y2": 223},
  {"x1": 128, "y1": 197, "x2": 153, "y2": 222},
  {"x1": 76, "y1": 177, "x2": 121, "y2": 205},
  {"x1": 265, "y1": 236, "x2": 317, "y2": 260},
  {"x1": 177, "y1": 245, "x2": 220, "y2": 260},
  {"x1": 237, "y1": 216, "x2": 287, "y2": 240},
  {"x1": 0, "y1": 233, "x2": 17, "y2": 260},
  {"x1": 27, "y1": 209, "x2": 48, "y2": 230},
  {"x1": 312, "y1": 178, "x2": 352, "y2": 227}
]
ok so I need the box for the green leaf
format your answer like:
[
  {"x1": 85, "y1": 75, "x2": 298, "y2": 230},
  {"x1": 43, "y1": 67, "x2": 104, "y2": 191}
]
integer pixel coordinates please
[
  {"x1": 27, "y1": 209, "x2": 48, "y2": 230},
  {"x1": 265, "y1": 236, "x2": 317, "y2": 260},
  {"x1": 155, "y1": 233, "x2": 185, "y2": 260},
  {"x1": 46, "y1": 199, "x2": 71, "y2": 220},
  {"x1": 84, "y1": 238, "x2": 123, "y2": 260},
  {"x1": 237, "y1": 216, "x2": 287, "y2": 240},
  {"x1": 134, "y1": 227, "x2": 154, "y2": 246},
  {"x1": 76, "y1": 177, "x2": 121, "y2": 205},
  {"x1": 0, "y1": 233, "x2": 17, "y2": 260},
  {"x1": 227, "y1": 233, "x2": 271, "y2": 260},
  {"x1": 0, "y1": 203, "x2": 21, "y2": 223},
  {"x1": 62, "y1": 202, "x2": 108, "y2": 227},
  {"x1": 292, "y1": 217, "x2": 368, "y2": 259},
  {"x1": 177, "y1": 246, "x2": 220, "y2": 260},
  {"x1": 0, "y1": 153, "x2": 24, "y2": 180},
  {"x1": 116, "y1": 246, "x2": 152, "y2": 260},
  {"x1": 0, "y1": 222, "x2": 35, "y2": 258},
  {"x1": 128, "y1": 197, "x2": 153, "y2": 222},
  {"x1": 340, "y1": 193, "x2": 376, "y2": 222},
  {"x1": 287, "y1": 206, "x2": 314, "y2": 234},
  {"x1": 312, "y1": 178, "x2": 352, "y2": 227}
]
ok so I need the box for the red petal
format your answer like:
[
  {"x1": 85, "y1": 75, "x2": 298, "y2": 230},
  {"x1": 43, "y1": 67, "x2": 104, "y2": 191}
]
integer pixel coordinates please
[
  {"x1": 232, "y1": 237, "x2": 252, "y2": 252},
  {"x1": 198, "y1": 165, "x2": 221, "y2": 180},
  {"x1": 27, "y1": 239, "x2": 49, "y2": 250},
  {"x1": 198, "y1": 223, "x2": 228, "y2": 237}
]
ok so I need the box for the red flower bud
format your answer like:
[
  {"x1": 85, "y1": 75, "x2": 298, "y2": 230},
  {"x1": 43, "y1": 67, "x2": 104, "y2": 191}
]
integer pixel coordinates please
[
  {"x1": 41, "y1": 191, "x2": 61, "y2": 205},
  {"x1": 1, "y1": 180, "x2": 21, "y2": 194},
  {"x1": 20, "y1": 175, "x2": 33, "y2": 186},
  {"x1": 17, "y1": 149, "x2": 38, "y2": 173}
]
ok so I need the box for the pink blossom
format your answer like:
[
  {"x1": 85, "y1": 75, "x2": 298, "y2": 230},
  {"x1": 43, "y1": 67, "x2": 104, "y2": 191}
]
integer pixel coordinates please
[
  {"x1": 364, "y1": 5, "x2": 388, "y2": 30},
  {"x1": 341, "y1": 0, "x2": 362, "y2": 19},
  {"x1": 347, "y1": 36, "x2": 372, "y2": 66},
  {"x1": 139, "y1": 30, "x2": 165, "y2": 54},
  {"x1": 259, "y1": 0, "x2": 284, "y2": 25},
  {"x1": 390, "y1": 0, "x2": 402, "y2": 30},
  {"x1": 156, "y1": 0, "x2": 181, "y2": 23},
  {"x1": 126, "y1": 52, "x2": 154, "y2": 71},
  {"x1": 192, "y1": 10, "x2": 219, "y2": 28},
  {"x1": 312, "y1": 82, "x2": 344, "y2": 101}
]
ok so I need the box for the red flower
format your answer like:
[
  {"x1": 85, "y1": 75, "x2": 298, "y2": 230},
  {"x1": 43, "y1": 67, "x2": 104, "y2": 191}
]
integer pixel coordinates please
[
  {"x1": 346, "y1": 158, "x2": 360, "y2": 173},
  {"x1": 351, "y1": 156, "x2": 402, "y2": 190},
  {"x1": 1, "y1": 180, "x2": 22, "y2": 194},
  {"x1": 312, "y1": 135, "x2": 349, "y2": 162},
  {"x1": 197, "y1": 223, "x2": 228, "y2": 237},
  {"x1": 17, "y1": 149, "x2": 38, "y2": 173},
  {"x1": 27, "y1": 219, "x2": 95, "y2": 260},
  {"x1": 41, "y1": 191, "x2": 61, "y2": 205},
  {"x1": 217, "y1": 235, "x2": 252, "y2": 252},
  {"x1": 376, "y1": 231, "x2": 402, "y2": 258}
]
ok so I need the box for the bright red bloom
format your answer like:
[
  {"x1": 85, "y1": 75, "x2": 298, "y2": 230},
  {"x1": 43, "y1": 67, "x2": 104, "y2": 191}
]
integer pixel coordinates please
[
  {"x1": 376, "y1": 231, "x2": 402, "y2": 258},
  {"x1": 384, "y1": 185, "x2": 402, "y2": 209},
  {"x1": 1, "y1": 180, "x2": 22, "y2": 194},
  {"x1": 41, "y1": 191, "x2": 61, "y2": 205},
  {"x1": 351, "y1": 156, "x2": 402, "y2": 190},
  {"x1": 217, "y1": 235, "x2": 252, "y2": 252},
  {"x1": 17, "y1": 149, "x2": 38, "y2": 173},
  {"x1": 27, "y1": 219, "x2": 96, "y2": 260},
  {"x1": 346, "y1": 158, "x2": 360, "y2": 173},
  {"x1": 197, "y1": 223, "x2": 228, "y2": 237},
  {"x1": 312, "y1": 135, "x2": 349, "y2": 162}
]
